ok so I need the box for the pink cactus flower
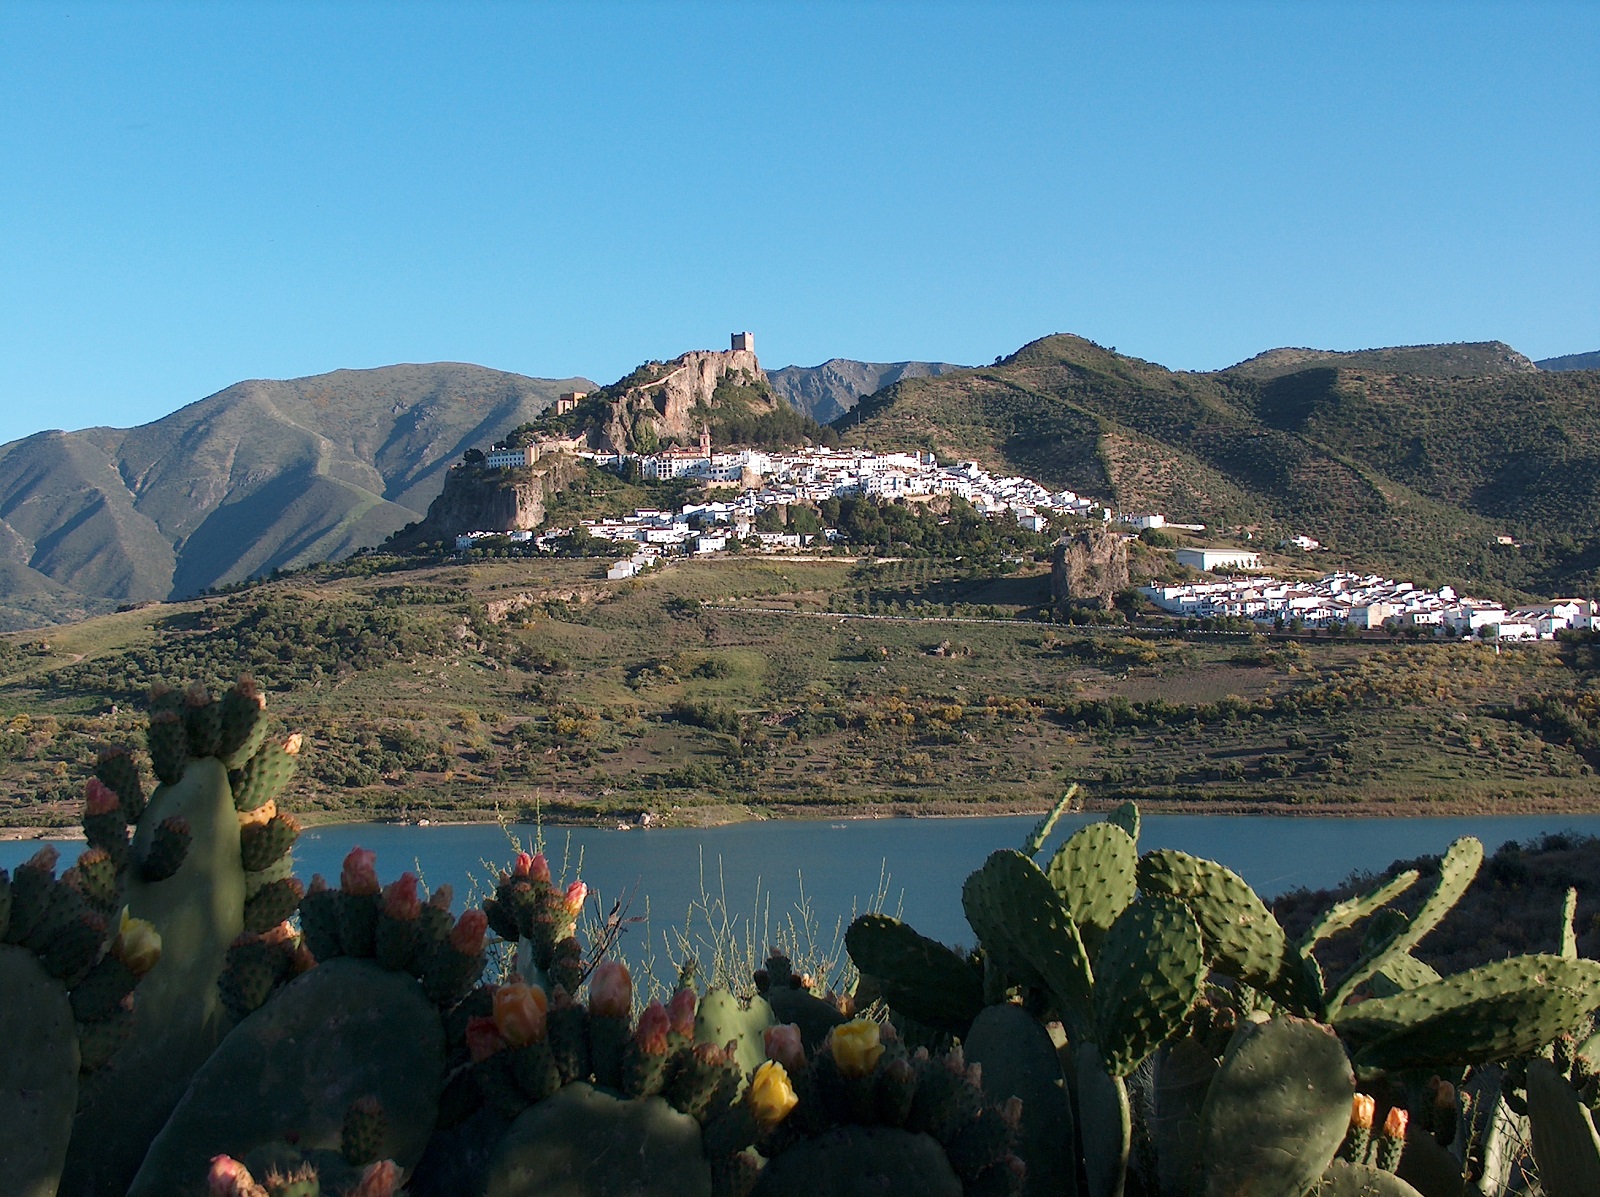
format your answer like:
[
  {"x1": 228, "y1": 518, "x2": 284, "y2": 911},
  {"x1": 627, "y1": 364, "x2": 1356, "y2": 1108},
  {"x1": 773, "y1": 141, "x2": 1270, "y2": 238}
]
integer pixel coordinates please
[
  {"x1": 340, "y1": 847, "x2": 380, "y2": 896},
  {"x1": 350, "y1": 1160, "x2": 402, "y2": 1197},
  {"x1": 562, "y1": 880, "x2": 588, "y2": 916},
  {"x1": 527, "y1": 852, "x2": 552, "y2": 883},
  {"x1": 513, "y1": 851, "x2": 535, "y2": 879},
  {"x1": 207, "y1": 1154, "x2": 258, "y2": 1196},
  {"x1": 588, "y1": 960, "x2": 633, "y2": 1019},
  {"x1": 84, "y1": 778, "x2": 121, "y2": 817},
  {"x1": 667, "y1": 987, "x2": 698, "y2": 1038},
  {"x1": 763, "y1": 1023, "x2": 805, "y2": 1074}
]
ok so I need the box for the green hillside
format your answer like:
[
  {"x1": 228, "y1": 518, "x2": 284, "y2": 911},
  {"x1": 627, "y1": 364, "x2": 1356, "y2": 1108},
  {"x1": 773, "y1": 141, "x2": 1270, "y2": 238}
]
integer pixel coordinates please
[
  {"x1": 4, "y1": 553, "x2": 1596, "y2": 830},
  {"x1": 839, "y1": 335, "x2": 1600, "y2": 597},
  {"x1": 0, "y1": 363, "x2": 594, "y2": 628}
]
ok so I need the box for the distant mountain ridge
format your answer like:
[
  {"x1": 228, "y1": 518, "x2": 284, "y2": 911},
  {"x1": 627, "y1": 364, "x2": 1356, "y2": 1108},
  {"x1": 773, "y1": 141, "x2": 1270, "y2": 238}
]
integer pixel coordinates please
[
  {"x1": 7, "y1": 335, "x2": 1600, "y2": 631},
  {"x1": 766, "y1": 359, "x2": 964, "y2": 423},
  {"x1": 0, "y1": 363, "x2": 593, "y2": 629},
  {"x1": 1539, "y1": 351, "x2": 1600, "y2": 371},
  {"x1": 1224, "y1": 341, "x2": 1537, "y2": 380}
]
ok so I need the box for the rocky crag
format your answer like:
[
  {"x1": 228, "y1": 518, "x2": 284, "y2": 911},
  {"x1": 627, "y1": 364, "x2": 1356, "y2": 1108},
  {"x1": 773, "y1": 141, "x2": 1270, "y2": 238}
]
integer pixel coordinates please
[
  {"x1": 587, "y1": 348, "x2": 778, "y2": 452},
  {"x1": 391, "y1": 451, "x2": 585, "y2": 546},
  {"x1": 1051, "y1": 526, "x2": 1129, "y2": 611}
]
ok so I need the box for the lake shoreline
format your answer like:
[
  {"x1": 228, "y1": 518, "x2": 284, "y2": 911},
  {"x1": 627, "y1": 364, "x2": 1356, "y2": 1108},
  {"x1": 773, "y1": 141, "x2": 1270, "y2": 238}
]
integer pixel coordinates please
[{"x1": 9, "y1": 790, "x2": 1600, "y2": 842}]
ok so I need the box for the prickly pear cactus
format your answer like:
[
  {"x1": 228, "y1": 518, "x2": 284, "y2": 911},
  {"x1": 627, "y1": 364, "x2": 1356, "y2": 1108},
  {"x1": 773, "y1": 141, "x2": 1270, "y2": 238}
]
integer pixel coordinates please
[
  {"x1": 129, "y1": 957, "x2": 446, "y2": 1197},
  {"x1": 65, "y1": 678, "x2": 305, "y2": 1196},
  {"x1": 751, "y1": 1017, "x2": 1022, "y2": 1197},
  {"x1": 962, "y1": 1003, "x2": 1077, "y2": 1197},
  {"x1": 1526, "y1": 1057, "x2": 1600, "y2": 1197},
  {"x1": 2, "y1": 832, "x2": 161, "y2": 1197}
]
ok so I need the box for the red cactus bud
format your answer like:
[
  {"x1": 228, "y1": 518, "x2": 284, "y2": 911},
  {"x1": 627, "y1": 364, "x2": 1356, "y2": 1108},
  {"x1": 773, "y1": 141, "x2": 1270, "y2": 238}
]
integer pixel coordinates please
[
  {"x1": 84, "y1": 777, "x2": 121, "y2": 816},
  {"x1": 513, "y1": 851, "x2": 534, "y2": 879},
  {"x1": 341, "y1": 847, "x2": 380, "y2": 896},
  {"x1": 309, "y1": 874, "x2": 330, "y2": 894},
  {"x1": 428, "y1": 884, "x2": 453, "y2": 910},
  {"x1": 449, "y1": 909, "x2": 488, "y2": 956},
  {"x1": 1382, "y1": 1106, "x2": 1409, "y2": 1140},
  {"x1": 635, "y1": 1000, "x2": 671, "y2": 1053},
  {"x1": 381, "y1": 873, "x2": 421, "y2": 921},
  {"x1": 764, "y1": 1023, "x2": 805, "y2": 1073},
  {"x1": 588, "y1": 960, "x2": 632, "y2": 1019},
  {"x1": 466, "y1": 1015, "x2": 506, "y2": 1062},
  {"x1": 667, "y1": 988, "x2": 697, "y2": 1037},
  {"x1": 562, "y1": 880, "x2": 588, "y2": 916},
  {"x1": 528, "y1": 852, "x2": 551, "y2": 883},
  {"x1": 1435, "y1": 1080, "x2": 1455, "y2": 1109}
]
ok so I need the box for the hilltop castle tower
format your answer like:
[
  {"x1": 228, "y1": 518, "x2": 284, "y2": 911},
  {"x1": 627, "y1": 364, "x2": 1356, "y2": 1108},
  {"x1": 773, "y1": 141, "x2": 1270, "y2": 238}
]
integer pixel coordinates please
[{"x1": 731, "y1": 331, "x2": 754, "y2": 353}]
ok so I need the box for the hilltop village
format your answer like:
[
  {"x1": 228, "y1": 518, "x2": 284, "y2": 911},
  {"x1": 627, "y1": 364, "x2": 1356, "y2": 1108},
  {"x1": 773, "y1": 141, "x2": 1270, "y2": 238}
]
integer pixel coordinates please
[
  {"x1": 455, "y1": 444, "x2": 1097, "y2": 567},
  {"x1": 451, "y1": 436, "x2": 1594, "y2": 640}
]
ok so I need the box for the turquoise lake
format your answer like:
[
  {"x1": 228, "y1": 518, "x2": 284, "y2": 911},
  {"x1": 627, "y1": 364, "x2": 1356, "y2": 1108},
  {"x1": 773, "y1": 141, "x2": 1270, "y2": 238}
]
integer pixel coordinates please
[{"x1": 7, "y1": 813, "x2": 1600, "y2": 976}]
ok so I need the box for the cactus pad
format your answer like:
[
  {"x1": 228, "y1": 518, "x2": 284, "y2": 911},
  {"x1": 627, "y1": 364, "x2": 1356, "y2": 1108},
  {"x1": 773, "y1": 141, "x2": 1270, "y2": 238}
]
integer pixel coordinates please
[
  {"x1": 0, "y1": 945, "x2": 80, "y2": 1197},
  {"x1": 129, "y1": 958, "x2": 445, "y2": 1197},
  {"x1": 845, "y1": 914, "x2": 985, "y2": 1037},
  {"x1": 1137, "y1": 848, "x2": 1312, "y2": 1013},
  {"x1": 1194, "y1": 1016, "x2": 1354, "y2": 1197},
  {"x1": 963, "y1": 849, "x2": 1095, "y2": 1039},
  {"x1": 1527, "y1": 1057, "x2": 1600, "y2": 1197},
  {"x1": 1341, "y1": 955, "x2": 1600, "y2": 1071},
  {"x1": 485, "y1": 1082, "x2": 713, "y2": 1197},
  {"x1": 1092, "y1": 893, "x2": 1206, "y2": 1077},
  {"x1": 1046, "y1": 821, "x2": 1138, "y2": 958}
]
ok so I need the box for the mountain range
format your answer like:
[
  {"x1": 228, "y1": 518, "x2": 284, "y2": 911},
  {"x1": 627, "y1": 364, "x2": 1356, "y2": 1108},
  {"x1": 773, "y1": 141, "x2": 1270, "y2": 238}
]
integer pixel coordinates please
[
  {"x1": 2, "y1": 339, "x2": 1598, "y2": 630},
  {"x1": 0, "y1": 356, "x2": 946, "y2": 629}
]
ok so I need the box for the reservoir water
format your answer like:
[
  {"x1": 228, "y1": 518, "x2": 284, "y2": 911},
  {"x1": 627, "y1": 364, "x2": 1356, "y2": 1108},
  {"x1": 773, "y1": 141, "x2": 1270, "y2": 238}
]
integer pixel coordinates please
[{"x1": 8, "y1": 813, "x2": 1600, "y2": 978}]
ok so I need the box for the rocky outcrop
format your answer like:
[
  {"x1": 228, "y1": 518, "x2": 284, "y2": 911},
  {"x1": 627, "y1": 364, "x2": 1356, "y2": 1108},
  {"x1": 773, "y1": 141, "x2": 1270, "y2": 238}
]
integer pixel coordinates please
[
  {"x1": 1051, "y1": 528, "x2": 1129, "y2": 611},
  {"x1": 398, "y1": 452, "x2": 584, "y2": 544},
  {"x1": 597, "y1": 349, "x2": 775, "y2": 451}
]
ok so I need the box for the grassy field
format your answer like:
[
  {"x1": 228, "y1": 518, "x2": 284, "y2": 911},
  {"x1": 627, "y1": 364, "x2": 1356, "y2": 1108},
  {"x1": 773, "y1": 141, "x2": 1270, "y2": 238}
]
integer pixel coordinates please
[{"x1": 3, "y1": 552, "x2": 1599, "y2": 830}]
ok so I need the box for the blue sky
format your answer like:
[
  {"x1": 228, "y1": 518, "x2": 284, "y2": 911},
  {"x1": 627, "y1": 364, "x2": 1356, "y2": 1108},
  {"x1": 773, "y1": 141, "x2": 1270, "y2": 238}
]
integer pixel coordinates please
[{"x1": 1, "y1": 2, "x2": 1595, "y2": 444}]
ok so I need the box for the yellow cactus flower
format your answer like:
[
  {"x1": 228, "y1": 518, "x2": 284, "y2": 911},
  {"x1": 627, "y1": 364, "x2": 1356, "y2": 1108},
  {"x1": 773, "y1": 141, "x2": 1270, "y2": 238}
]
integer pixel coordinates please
[
  {"x1": 283, "y1": 733, "x2": 303, "y2": 755},
  {"x1": 748, "y1": 1060, "x2": 800, "y2": 1130},
  {"x1": 829, "y1": 1018, "x2": 885, "y2": 1078},
  {"x1": 493, "y1": 981, "x2": 548, "y2": 1047},
  {"x1": 112, "y1": 907, "x2": 163, "y2": 976}
]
